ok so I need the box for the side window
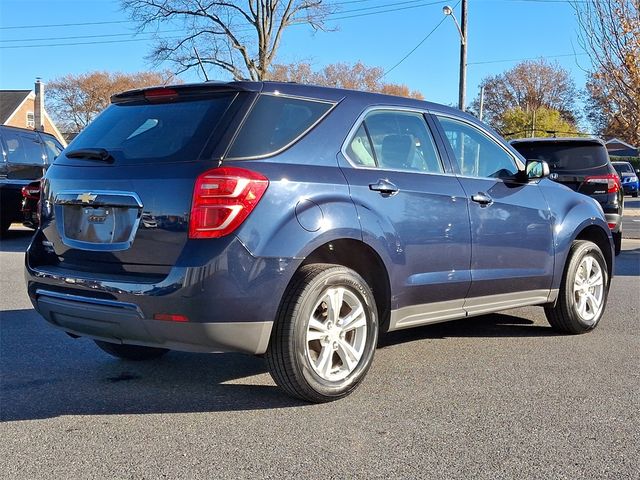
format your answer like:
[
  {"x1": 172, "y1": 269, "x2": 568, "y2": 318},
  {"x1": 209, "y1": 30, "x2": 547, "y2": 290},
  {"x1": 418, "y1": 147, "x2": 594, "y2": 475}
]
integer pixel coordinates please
[
  {"x1": 436, "y1": 116, "x2": 517, "y2": 178},
  {"x1": 227, "y1": 95, "x2": 334, "y2": 159},
  {"x1": 42, "y1": 136, "x2": 63, "y2": 162},
  {"x1": 346, "y1": 124, "x2": 376, "y2": 167},
  {"x1": 346, "y1": 110, "x2": 443, "y2": 173},
  {"x1": 3, "y1": 131, "x2": 45, "y2": 165}
]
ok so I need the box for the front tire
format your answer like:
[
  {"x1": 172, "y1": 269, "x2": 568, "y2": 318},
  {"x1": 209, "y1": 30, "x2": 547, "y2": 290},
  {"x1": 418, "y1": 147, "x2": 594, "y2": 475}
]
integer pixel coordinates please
[
  {"x1": 94, "y1": 340, "x2": 169, "y2": 361},
  {"x1": 545, "y1": 240, "x2": 609, "y2": 334},
  {"x1": 266, "y1": 264, "x2": 378, "y2": 403}
]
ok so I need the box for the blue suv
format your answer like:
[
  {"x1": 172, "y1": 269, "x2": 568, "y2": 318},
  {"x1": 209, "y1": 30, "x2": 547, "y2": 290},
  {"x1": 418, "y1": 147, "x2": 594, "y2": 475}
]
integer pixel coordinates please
[{"x1": 25, "y1": 82, "x2": 614, "y2": 402}]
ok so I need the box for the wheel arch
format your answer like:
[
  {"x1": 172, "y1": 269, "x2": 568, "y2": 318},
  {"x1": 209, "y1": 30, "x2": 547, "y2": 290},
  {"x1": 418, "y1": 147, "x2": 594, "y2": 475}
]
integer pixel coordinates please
[
  {"x1": 574, "y1": 224, "x2": 614, "y2": 282},
  {"x1": 300, "y1": 239, "x2": 392, "y2": 332}
]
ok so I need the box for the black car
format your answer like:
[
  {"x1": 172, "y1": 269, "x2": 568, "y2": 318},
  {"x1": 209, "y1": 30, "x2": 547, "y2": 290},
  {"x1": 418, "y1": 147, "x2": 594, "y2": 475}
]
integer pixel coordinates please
[
  {"x1": 510, "y1": 137, "x2": 623, "y2": 255},
  {"x1": 0, "y1": 125, "x2": 64, "y2": 235}
]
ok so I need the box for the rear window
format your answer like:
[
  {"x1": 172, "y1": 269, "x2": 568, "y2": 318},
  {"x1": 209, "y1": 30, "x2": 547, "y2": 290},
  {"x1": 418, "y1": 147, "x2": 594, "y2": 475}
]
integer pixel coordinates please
[
  {"x1": 227, "y1": 94, "x2": 334, "y2": 159},
  {"x1": 511, "y1": 141, "x2": 609, "y2": 171},
  {"x1": 65, "y1": 93, "x2": 237, "y2": 164},
  {"x1": 613, "y1": 163, "x2": 633, "y2": 174}
]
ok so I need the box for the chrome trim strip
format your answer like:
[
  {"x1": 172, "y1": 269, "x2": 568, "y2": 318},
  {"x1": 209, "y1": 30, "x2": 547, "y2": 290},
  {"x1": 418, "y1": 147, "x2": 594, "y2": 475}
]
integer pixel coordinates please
[
  {"x1": 463, "y1": 289, "x2": 551, "y2": 316},
  {"x1": 389, "y1": 299, "x2": 465, "y2": 331},
  {"x1": 35, "y1": 288, "x2": 144, "y2": 317},
  {"x1": 53, "y1": 189, "x2": 143, "y2": 252},
  {"x1": 388, "y1": 289, "x2": 553, "y2": 331}
]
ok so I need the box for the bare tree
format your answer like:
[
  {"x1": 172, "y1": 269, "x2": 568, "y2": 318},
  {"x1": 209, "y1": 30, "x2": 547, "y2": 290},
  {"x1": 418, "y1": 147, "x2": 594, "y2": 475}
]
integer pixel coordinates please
[
  {"x1": 268, "y1": 61, "x2": 424, "y2": 99},
  {"x1": 470, "y1": 59, "x2": 578, "y2": 129},
  {"x1": 575, "y1": 0, "x2": 640, "y2": 144},
  {"x1": 46, "y1": 70, "x2": 177, "y2": 133},
  {"x1": 122, "y1": 0, "x2": 333, "y2": 81}
]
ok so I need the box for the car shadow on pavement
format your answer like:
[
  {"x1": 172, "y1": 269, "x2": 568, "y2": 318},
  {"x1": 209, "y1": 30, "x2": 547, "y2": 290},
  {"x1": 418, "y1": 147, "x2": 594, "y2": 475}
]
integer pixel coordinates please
[
  {"x1": 379, "y1": 313, "x2": 557, "y2": 349},
  {"x1": 0, "y1": 309, "x2": 306, "y2": 422},
  {"x1": 1, "y1": 307, "x2": 563, "y2": 421},
  {"x1": 0, "y1": 229, "x2": 34, "y2": 253}
]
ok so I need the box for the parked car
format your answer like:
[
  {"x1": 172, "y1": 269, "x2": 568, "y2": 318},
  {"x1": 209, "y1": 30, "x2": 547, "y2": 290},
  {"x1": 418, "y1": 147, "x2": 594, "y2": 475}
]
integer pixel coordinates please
[
  {"x1": 611, "y1": 161, "x2": 639, "y2": 197},
  {"x1": 0, "y1": 125, "x2": 63, "y2": 235},
  {"x1": 21, "y1": 180, "x2": 41, "y2": 229},
  {"x1": 510, "y1": 138, "x2": 624, "y2": 255},
  {"x1": 26, "y1": 82, "x2": 613, "y2": 402}
]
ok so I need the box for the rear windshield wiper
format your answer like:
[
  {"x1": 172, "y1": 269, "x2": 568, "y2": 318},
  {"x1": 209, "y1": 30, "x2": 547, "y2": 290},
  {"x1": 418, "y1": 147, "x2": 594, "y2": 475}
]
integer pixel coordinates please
[{"x1": 65, "y1": 148, "x2": 114, "y2": 163}]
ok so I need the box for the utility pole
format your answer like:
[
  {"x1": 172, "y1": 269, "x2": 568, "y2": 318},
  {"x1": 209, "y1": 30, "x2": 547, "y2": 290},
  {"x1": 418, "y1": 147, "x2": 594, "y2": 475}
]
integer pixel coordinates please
[
  {"x1": 478, "y1": 85, "x2": 485, "y2": 121},
  {"x1": 459, "y1": 0, "x2": 467, "y2": 112}
]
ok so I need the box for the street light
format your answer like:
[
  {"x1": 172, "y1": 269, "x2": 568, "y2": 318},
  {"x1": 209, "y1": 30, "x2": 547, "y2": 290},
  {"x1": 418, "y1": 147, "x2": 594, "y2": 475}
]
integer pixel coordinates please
[{"x1": 443, "y1": 2, "x2": 467, "y2": 111}]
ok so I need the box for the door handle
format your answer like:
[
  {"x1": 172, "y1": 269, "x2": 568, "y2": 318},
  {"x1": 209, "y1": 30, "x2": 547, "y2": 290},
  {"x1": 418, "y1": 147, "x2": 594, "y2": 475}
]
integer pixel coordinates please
[
  {"x1": 471, "y1": 192, "x2": 493, "y2": 205},
  {"x1": 369, "y1": 179, "x2": 399, "y2": 195}
]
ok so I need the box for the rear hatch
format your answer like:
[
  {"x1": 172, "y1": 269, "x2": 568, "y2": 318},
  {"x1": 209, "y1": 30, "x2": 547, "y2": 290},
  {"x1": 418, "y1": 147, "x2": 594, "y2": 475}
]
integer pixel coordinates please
[
  {"x1": 0, "y1": 126, "x2": 47, "y2": 181},
  {"x1": 511, "y1": 139, "x2": 614, "y2": 199},
  {"x1": 37, "y1": 85, "x2": 252, "y2": 277}
]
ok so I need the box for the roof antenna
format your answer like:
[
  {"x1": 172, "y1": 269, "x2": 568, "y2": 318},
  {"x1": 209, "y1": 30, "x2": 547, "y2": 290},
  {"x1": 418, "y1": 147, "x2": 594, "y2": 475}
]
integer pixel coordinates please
[{"x1": 193, "y1": 47, "x2": 210, "y2": 81}]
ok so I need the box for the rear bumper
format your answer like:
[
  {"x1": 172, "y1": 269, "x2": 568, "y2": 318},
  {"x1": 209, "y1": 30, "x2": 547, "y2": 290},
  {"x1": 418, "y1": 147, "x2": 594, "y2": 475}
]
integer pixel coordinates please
[
  {"x1": 35, "y1": 290, "x2": 272, "y2": 354},
  {"x1": 621, "y1": 183, "x2": 639, "y2": 194},
  {"x1": 26, "y1": 235, "x2": 301, "y2": 355}
]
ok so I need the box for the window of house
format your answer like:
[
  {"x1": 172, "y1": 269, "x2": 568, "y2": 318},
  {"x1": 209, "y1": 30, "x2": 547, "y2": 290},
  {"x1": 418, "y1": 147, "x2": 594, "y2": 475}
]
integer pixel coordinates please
[{"x1": 26, "y1": 111, "x2": 35, "y2": 128}]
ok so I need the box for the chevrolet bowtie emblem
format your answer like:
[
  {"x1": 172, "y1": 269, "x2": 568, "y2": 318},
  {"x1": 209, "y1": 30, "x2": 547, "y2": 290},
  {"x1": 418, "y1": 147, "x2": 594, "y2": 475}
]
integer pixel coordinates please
[{"x1": 77, "y1": 192, "x2": 97, "y2": 203}]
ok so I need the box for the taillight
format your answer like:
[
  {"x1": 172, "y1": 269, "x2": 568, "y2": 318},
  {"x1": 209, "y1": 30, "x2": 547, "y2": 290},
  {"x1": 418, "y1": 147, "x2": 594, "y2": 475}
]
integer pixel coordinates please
[
  {"x1": 189, "y1": 167, "x2": 269, "y2": 239},
  {"x1": 144, "y1": 88, "x2": 178, "y2": 103},
  {"x1": 21, "y1": 185, "x2": 40, "y2": 199},
  {"x1": 584, "y1": 174, "x2": 621, "y2": 193}
]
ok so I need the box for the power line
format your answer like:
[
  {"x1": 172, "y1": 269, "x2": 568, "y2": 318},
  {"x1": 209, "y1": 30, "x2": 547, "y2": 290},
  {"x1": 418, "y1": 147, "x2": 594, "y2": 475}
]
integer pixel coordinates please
[
  {"x1": 381, "y1": 0, "x2": 460, "y2": 78},
  {"x1": 0, "y1": 20, "x2": 130, "y2": 30},
  {"x1": 0, "y1": 1, "x2": 448, "y2": 49},
  {"x1": 0, "y1": 0, "x2": 436, "y2": 30},
  {"x1": 468, "y1": 52, "x2": 589, "y2": 66},
  {"x1": 0, "y1": 37, "x2": 182, "y2": 50},
  {"x1": 0, "y1": 30, "x2": 183, "y2": 44}
]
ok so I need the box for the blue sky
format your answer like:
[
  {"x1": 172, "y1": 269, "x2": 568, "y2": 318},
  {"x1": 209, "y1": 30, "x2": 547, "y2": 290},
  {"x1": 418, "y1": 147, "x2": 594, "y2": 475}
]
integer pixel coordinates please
[{"x1": 0, "y1": 0, "x2": 589, "y2": 109}]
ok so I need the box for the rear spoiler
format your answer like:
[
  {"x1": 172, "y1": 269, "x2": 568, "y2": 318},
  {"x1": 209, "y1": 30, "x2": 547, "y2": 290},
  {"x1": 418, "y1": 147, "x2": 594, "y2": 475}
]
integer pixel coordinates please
[{"x1": 111, "y1": 81, "x2": 263, "y2": 104}]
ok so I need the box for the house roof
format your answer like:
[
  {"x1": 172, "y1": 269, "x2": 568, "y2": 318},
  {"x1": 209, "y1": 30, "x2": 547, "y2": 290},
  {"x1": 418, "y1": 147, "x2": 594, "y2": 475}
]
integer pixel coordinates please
[
  {"x1": 605, "y1": 138, "x2": 637, "y2": 150},
  {"x1": 0, "y1": 90, "x2": 32, "y2": 123}
]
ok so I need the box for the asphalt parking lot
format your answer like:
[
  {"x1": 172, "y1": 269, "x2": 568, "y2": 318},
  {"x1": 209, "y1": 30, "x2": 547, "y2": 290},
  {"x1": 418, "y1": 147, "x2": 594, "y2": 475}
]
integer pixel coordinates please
[{"x1": 1, "y1": 229, "x2": 639, "y2": 480}]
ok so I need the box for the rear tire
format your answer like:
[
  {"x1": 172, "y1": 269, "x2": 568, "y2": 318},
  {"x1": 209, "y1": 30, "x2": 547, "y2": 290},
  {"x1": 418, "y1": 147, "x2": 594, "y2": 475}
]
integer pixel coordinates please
[
  {"x1": 544, "y1": 240, "x2": 609, "y2": 334},
  {"x1": 94, "y1": 340, "x2": 169, "y2": 361},
  {"x1": 266, "y1": 264, "x2": 378, "y2": 403},
  {"x1": 613, "y1": 231, "x2": 622, "y2": 256},
  {"x1": 633, "y1": 192, "x2": 638, "y2": 198}
]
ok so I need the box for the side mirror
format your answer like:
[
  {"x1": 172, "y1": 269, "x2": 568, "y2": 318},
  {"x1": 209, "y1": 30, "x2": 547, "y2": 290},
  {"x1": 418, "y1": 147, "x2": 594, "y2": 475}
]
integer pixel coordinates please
[{"x1": 525, "y1": 159, "x2": 550, "y2": 180}]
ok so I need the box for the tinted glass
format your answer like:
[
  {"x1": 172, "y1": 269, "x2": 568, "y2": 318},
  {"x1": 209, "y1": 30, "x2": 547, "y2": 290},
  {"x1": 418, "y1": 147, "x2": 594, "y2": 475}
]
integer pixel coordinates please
[
  {"x1": 346, "y1": 124, "x2": 376, "y2": 167},
  {"x1": 357, "y1": 111, "x2": 443, "y2": 173},
  {"x1": 3, "y1": 130, "x2": 45, "y2": 165},
  {"x1": 511, "y1": 141, "x2": 608, "y2": 171},
  {"x1": 42, "y1": 135, "x2": 63, "y2": 163},
  {"x1": 437, "y1": 116, "x2": 517, "y2": 178},
  {"x1": 227, "y1": 94, "x2": 333, "y2": 158},
  {"x1": 66, "y1": 94, "x2": 236, "y2": 164},
  {"x1": 613, "y1": 162, "x2": 633, "y2": 174}
]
